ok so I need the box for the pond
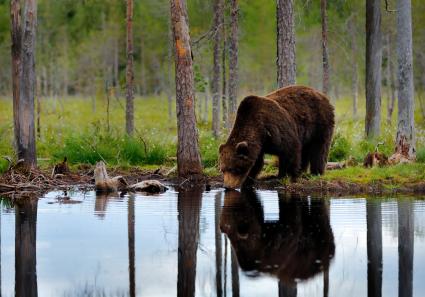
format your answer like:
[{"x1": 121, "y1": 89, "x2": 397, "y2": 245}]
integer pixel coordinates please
[{"x1": 1, "y1": 188, "x2": 425, "y2": 297}]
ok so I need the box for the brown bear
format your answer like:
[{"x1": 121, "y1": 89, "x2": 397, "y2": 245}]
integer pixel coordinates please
[{"x1": 219, "y1": 85, "x2": 334, "y2": 188}]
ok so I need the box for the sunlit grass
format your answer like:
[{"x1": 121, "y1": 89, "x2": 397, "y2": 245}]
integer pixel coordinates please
[{"x1": 0, "y1": 93, "x2": 424, "y2": 184}]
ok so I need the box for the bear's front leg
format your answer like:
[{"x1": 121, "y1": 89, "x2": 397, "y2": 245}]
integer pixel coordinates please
[{"x1": 243, "y1": 153, "x2": 264, "y2": 187}]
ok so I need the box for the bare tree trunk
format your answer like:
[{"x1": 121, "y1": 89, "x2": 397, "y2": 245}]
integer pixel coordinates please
[
  {"x1": 177, "y1": 187, "x2": 202, "y2": 297},
  {"x1": 170, "y1": 0, "x2": 203, "y2": 177},
  {"x1": 398, "y1": 200, "x2": 414, "y2": 297},
  {"x1": 385, "y1": 33, "x2": 392, "y2": 125},
  {"x1": 212, "y1": 0, "x2": 223, "y2": 138},
  {"x1": 36, "y1": 91, "x2": 40, "y2": 139},
  {"x1": 320, "y1": 0, "x2": 330, "y2": 95},
  {"x1": 203, "y1": 83, "x2": 210, "y2": 123},
  {"x1": 349, "y1": 16, "x2": 358, "y2": 118},
  {"x1": 276, "y1": 0, "x2": 296, "y2": 88},
  {"x1": 15, "y1": 199, "x2": 38, "y2": 297},
  {"x1": 11, "y1": 0, "x2": 37, "y2": 167},
  {"x1": 395, "y1": 0, "x2": 416, "y2": 159},
  {"x1": 113, "y1": 36, "x2": 119, "y2": 93},
  {"x1": 278, "y1": 282, "x2": 297, "y2": 297},
  {"x1": 140, "y1": 34, "x2": 146, "y2": 96},
  {"x1": 128, "y1": 195, "x2": 135, "y2": 297},
  {"x1": 215, "y1": 193, "x2": 223, "y2": 297},
  {"x1": 221, "y1": 16, "x2": 228, "y2": 129},
  {"x1": 126, "y1": 0, "x2": 135, "y2": 136},
  {"x1": 365, "y1": 0, "x2": 382, "y2": 138},
  {"x1": 388, "y1": 39, "x2": 397, "y2": 124},
  {"x1": 366, "y1": 200, "x2": 382, "y2": 297},
  {"x1": 228, "y1": 0, "x2": 239, "y2": 129}
]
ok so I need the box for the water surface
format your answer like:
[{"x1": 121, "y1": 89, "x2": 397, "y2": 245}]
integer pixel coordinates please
[{"x1": 1, "y1": 188, "x2": 425, "y2": 297}]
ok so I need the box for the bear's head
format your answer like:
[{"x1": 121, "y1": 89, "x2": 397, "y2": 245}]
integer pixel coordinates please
[{"x1": 219, "y1": 141, "x2": 256, "y2": 189}]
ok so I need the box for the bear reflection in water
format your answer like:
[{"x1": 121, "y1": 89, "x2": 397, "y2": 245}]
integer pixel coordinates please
[{"x1": 220, "y1": 189, "x2": 335, "y2": 285}]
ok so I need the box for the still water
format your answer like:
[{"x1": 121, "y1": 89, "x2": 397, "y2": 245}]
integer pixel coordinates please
[{"x1": 1, "y1": 188, "x2": 425, "y2": 297}]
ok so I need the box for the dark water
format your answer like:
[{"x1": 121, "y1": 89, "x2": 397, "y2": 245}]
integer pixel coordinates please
[{"x1": 1, "y1": 188, "x2": 425, "y2": 297}]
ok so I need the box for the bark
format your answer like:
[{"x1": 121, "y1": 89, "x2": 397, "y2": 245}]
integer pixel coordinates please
[
  {"x1": 215, "y1": 193, "x2": 223, "y2": 297},
  {"x1": 228, "y1": 0, "x2": 239, "y2": 129},
  {"x1": 366, "y1": 200, "x2": 382, "y2": 297},
  {"x1": 395, "y1": 0, "x2": 416, "y2": 159},
  {"x1": 126, "y1": 0, "x2": 135, "y2": 136},
  {"x1": 11, "y1": 0, "x2": 37, "y2": 167},
  {"x1": 221, "y1": 15, "x2": 228, "y2": 129},
  {"x1": 128, "y1": 195, "x2": 136, "y2": 297},
  {"x1": 398, "y1": 200, "x2": 414, "y2": 297},
  {"x1": 15, "y1": 199, "x2": 38, "y2": 297},
  {"x1": 349, "y1": 16, "x2": 358, "y2": 118},
  {"x1": 170, "y1": 0, "x2": 203, "y2": 177},
  {"x1": 320, "y1": 0, "x2": 330, "y2": 95},
  {"x1": 365, "y1": 0, "x2": 382, "y2": 138},
  {"x1": 276, "y1": 0, "x2": 296, "y2": 88},
  {"x1": 177, "y1": 187, "x2": 202, "y2": 297},
  {"x1": 388, "y1": 39, "x2": 397, "y2": 124},
  {"x1": 212, "y1": 0, "x2": 224, "y2": 138}
]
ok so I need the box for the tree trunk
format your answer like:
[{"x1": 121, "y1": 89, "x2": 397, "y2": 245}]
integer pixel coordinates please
[
  {"x1": 215, "y1": 193, "x2": 223, "y2": 297},
  {"x1": 11, "y1": 0, "x2": 37, "y2": 167},
  {"x1": 276, "y1": 0, "x2": 296, "y2": 88},
  {"x1": 349, "y1": 16, "x2": 358, "y2": 118},
  {"x1": 128, "y1": 195, "x2": 136, "y2": 297},
  {"x1": 126, "y1": 0, "x2": 135, "y2": 136},
  {"x1": 365, "y1": 0, "x2": 382, "y2": 138},
  {"x1": 177, "y1": 187, "x2": 202, "y2": 297},
  {"x1": 221, "y1": 15, "x2": 228, "y2": 129},
  {"x1": 228, "y1": 0, "x2": 239, "y2": 129},
  {"x1": 388, "y1": 38, "x2": 397, "y2": 125},
  {"x1": 212, "y1": 0, "x2": 223, "y2": 138},
  {"x1": 170, "y1": 0, "x2": 203, "y2": 177},
  {"x1": 15, "y1": 199, "x2": 38, "y2": 297},
  {"x1": 366, "y1": 200, "x2": 382, "y2": 297},
  {"x1": 398, "y1": 200, "x2": 414, "y2": 297},
  {"x1": 278, "y1": 282, "x2": 297, "y2": 297},
  {"x1": 395, "y1": 0, "x2": 416, "y2": 159},
  {"x1": 320, "y1": 0, "x2": 330, "y2": 95}
]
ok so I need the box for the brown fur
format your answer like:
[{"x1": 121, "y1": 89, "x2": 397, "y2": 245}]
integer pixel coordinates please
[
  {"x1": 219, "y1": 85, "x2": 335, "y2": 188},
  {"x1": 220, "y1": 189, "x2": 335, "y2": 284}
]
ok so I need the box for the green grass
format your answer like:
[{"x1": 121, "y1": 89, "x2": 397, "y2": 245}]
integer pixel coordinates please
[{"x1": 0, "y1": 93, "x2": 424, "y2": 186}]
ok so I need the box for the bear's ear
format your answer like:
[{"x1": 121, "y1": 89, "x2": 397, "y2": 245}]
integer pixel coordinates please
[
  {"x1": 236, "y1": 141, "x2": 249, "y2": 156},
  {"x1": 219, "y1": 144, "x2": 225, "y2": 153}
]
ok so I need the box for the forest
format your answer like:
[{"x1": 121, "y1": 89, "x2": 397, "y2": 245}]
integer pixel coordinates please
[{"x1": 0, "y1": 0, "x2": 424, "y2": 189}]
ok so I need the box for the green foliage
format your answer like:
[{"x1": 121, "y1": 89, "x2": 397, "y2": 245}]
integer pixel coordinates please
[
  {"x1": 417, "y1": 147, "x2": 425, "y2": 163},
  {"x1": 329, "y1": 133, "x2": 351, "y2": 161}
]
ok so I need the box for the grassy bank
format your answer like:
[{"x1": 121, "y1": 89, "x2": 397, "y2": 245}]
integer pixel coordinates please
[{"x1": 0, "y1": 94, "x2": 425, "y2": 187}]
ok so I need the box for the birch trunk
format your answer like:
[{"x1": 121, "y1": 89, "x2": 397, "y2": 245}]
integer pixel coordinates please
[
  {"x1": 126, "y1": 0, "x2": 135, "y2": 136},
  {"x1": 170, "y1": 0, "x2": 203, "y2": 177},
  {"x1": 320, "y1": 0, "x2": 330, "y2": 95},
  {"x1": 228, "y1": 0, "x2": 239, "y2": 129},
  {"x1": 365, "y1": 0, "x2": 382, "y2": 138},
  {"x1": 395, "y1": 0, "x2": 416, "y2": 159},
  {"x1": 276, "y1": 0, "x2": 296, "y2": 88},
  {"x1": 349, "y1": 16, "x2": 358, "y2": 118},
  {"x1": 212, "y1": 0, "x2": 223, "y2": 138}
]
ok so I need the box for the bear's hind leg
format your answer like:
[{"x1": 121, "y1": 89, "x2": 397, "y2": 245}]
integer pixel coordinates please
[{"x1": 310, "y1": 130, "x2": 332, "y2": 175}]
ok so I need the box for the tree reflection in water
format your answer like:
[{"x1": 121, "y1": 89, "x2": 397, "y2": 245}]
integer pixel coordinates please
[
  {"x1": 15, "y1": 198, "x2": 38, "y2": 297},
  {"x1": 177, "y1": 186, "x2": 203, "y2": 297},
  {"x1": 220, "y1": 189, "x2": 335, "y2": 294}
]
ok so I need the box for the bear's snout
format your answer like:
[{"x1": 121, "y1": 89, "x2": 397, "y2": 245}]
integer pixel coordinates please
[{"x1": 223, "y1": 172, "x2": 244, "y2": 189}]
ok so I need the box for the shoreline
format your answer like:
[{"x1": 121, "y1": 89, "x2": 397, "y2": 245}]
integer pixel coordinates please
[{"x1": 1, "y1": 165, "x2": 425, "y2": 198}]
